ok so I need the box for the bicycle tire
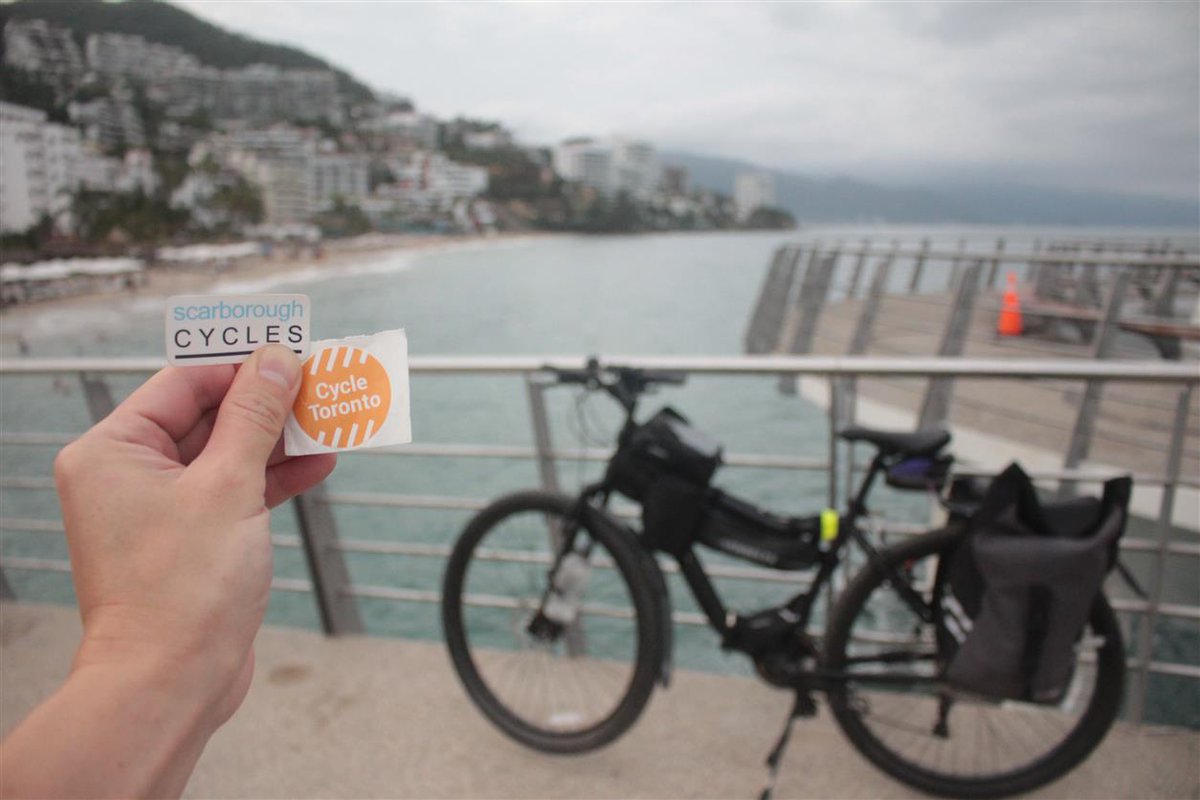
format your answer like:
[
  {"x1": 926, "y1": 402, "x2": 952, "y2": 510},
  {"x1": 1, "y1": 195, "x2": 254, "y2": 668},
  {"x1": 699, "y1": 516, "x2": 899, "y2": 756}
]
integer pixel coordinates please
[
  {"x1": 441, "y1": 490, "x2": 664, "y2": 754},
  {"x1": 824, "y1": 526, "x2": 1125, "y2": 798}
]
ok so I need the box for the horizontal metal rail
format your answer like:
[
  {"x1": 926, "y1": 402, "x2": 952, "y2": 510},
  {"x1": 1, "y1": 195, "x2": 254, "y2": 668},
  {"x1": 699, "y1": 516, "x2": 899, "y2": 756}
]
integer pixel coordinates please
[
  {"x1": 780, "y1": 246, "x2": 1200, "y2": 269},
  {"x1": 2, "y1": 354, "x2": 1198, "y2": 382},
  {"x1": 5, "y1": 519, "x2": 1195, "y2": 609}
]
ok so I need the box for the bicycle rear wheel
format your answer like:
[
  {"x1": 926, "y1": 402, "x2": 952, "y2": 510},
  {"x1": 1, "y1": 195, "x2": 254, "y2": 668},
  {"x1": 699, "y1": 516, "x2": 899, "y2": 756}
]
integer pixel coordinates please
[
  {"x1": 441, "y1": 491, "x2": 663, "y2": 753},
  {"x1": 824, "y1": 526, "x2": 1125, "y2": 798}
]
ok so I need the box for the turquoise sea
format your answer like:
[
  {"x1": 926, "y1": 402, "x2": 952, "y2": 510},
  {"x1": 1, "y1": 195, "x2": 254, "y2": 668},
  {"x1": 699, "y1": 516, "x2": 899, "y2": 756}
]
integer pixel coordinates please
[{"x1": 1, "y1": 226, "x2": 1196, "y2": 725}]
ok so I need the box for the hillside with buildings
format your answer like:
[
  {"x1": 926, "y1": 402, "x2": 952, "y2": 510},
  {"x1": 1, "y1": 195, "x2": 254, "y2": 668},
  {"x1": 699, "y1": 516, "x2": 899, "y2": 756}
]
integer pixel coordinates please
[{"x1": 0, "y1": 1, "x2": 792, "y2": 259}]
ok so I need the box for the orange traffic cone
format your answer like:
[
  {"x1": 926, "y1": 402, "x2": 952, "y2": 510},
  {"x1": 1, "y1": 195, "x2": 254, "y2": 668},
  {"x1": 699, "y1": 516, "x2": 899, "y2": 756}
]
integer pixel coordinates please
[{"x1": 997, "y1": 272, "x2": 1023, "y2": 336}]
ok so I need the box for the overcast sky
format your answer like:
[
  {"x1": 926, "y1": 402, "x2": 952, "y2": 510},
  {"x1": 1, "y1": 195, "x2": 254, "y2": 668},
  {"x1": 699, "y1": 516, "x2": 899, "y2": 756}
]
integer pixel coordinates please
[{"x1": 175, "y1": 1, "x2": 1199, "y2": 200}]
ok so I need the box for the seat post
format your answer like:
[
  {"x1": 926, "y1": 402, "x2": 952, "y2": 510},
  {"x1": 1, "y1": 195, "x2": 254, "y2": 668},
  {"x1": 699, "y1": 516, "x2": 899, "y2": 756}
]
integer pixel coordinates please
[{"x1": 848, "y1": 452, "x2": 886, "y2": 518}]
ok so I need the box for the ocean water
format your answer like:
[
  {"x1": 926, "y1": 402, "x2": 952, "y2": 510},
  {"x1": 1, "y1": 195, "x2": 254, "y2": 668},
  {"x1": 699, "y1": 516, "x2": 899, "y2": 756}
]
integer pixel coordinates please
[{"x1": 2, "y1": 225, "x2": 1196, "y2": 725}]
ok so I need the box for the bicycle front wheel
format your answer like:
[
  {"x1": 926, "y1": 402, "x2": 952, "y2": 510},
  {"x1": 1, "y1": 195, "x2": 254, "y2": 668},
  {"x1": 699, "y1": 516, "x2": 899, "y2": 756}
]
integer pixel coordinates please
[
  {"x1": 441, "y1": 491, "x2": 663, "y2": 754},
  {"x1": 824, "y1": 526, "x2": 1125, "y2": 798}
]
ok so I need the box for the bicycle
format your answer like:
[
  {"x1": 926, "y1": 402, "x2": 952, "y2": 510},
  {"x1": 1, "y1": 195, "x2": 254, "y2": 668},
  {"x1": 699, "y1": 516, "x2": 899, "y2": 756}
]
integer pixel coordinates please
[{"x1": 441, "y1": 360, "x2": 1126, "y2": 798}]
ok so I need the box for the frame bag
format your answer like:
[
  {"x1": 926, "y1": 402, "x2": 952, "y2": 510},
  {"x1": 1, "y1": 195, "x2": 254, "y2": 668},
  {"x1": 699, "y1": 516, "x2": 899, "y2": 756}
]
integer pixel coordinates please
[{"x1": 936, "y1": 463, "x2": 1131, "y2": 703}]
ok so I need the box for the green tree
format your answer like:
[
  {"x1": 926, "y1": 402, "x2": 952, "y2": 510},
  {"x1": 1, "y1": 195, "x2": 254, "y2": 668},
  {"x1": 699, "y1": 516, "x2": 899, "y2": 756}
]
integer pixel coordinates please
[
  {"x1": 313, "y1": 196, "x2": 371, "y2": 238},
  {"x1": 744, "y1": 206, "x2": 797, "y2": 230},
  {"x1": 208, "y1": 178, "x2": 265, "y2": 228}
]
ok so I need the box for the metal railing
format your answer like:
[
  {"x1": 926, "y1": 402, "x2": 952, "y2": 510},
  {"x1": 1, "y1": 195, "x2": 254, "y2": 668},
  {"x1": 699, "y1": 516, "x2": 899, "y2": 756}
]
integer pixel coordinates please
[{"x1": 0, "y1": 354, "x2": 1197, "y2": 725}]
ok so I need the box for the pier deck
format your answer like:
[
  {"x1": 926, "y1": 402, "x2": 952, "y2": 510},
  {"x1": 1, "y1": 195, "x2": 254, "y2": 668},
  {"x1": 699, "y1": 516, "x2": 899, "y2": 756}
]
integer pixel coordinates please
[
  {"x1": 790, "y1": 290, "x2": 1200, "y2": 483},
  {"x1": 3, "y1": 602, "x2": 1196, "y2": 799}
]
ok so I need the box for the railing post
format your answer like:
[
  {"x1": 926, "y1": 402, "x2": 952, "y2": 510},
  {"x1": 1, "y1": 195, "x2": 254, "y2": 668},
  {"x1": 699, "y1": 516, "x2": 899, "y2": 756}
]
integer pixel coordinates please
[
  {"x1": 78, "y1": 373, "x2": 116, "y2": 422},
  {"x1": 1126, "y1": 384, "x2": 1193, "y2": 724},
  {"x1": 0, "y1": 566, "x2": 14, "y2": 600},
  {"x1": 525, "y1": 374, "x2": 561, "y2": 494},
  {"x1": 292, "y1": 484, "x2": 365, "y2": 636},
  {"x1": 744, "y1": 245, "x2": 801, "y2": 354},
  {"x1": 846, "y1": 239, "x2": 870, "y2": 298},
  {"x1": 847, "y1": 252, "x2": 893, "y2": 355},
  {"x1": 985, "y1": 237, "x2": 1005, "y2": 290},
  {"x1": 918, "y1": 260, "x2": 984, "y2": 429},
  {"x1": 946, "y1": 238, "x2": 966, "y2": 291},
  {"x1": 786, "y1": 250, "x2": 837, "y2": 355},
  {"x1": 1059, "y1": 269, "x2": 1132, "y2": 498},
  {"x1": 907, "y1": 238, "x2": 930, "y2": 293},
  {"x1": 1150, "y1": 265, "x2": 1182, "y2": 318}
]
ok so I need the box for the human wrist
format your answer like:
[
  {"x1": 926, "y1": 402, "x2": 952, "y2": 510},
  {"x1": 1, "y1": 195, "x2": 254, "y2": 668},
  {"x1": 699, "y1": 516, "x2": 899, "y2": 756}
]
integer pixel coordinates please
[
  {"x1": 73, "y1": 608, "x2": 248, "y2": 727},
  {"x1": 1, "y1": 652, "x2": 228, "y2": 798}
]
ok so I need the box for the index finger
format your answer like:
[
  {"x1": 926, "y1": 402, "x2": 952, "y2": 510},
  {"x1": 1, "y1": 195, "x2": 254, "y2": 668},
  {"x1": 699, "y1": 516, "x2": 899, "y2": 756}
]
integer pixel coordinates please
[{"x1": 106, "y1": 364, "x2": 237, "y2": 443}]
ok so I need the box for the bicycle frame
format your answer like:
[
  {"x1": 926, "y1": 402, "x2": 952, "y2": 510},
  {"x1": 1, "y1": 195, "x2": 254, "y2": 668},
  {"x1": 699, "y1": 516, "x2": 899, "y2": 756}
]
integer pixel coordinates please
[
  {"x1": 540, "y1": 366, "x2": 946, "y2": 689},
  {"x1": 575, "y1": 452, "x2": 934, "y2": 647}
]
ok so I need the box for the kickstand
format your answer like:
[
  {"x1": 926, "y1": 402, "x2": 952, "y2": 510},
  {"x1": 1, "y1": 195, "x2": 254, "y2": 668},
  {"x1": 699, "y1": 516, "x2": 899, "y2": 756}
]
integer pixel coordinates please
[{"x1": 758, "y1": 692, "x2": 806, "y2": 800}]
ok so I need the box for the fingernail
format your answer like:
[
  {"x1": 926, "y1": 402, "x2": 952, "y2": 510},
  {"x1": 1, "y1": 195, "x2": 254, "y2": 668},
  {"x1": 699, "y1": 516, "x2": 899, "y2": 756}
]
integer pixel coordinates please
[{"x1": 258, "y1": 345, "x2": 300, "y2": 390}]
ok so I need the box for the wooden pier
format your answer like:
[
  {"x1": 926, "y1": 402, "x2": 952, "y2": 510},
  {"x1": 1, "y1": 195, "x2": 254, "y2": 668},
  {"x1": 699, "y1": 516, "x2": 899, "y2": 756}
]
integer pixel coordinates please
[{"x1": 744, "y1": 237, "x2": 1200, "y2": 485}]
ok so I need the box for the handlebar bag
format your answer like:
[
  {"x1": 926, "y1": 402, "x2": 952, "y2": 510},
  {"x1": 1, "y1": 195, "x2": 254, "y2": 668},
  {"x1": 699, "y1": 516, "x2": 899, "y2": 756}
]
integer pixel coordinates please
[
  {"x1": 607, "y1": 407, "x2": 723, "y2": 502},
  {"x1": 935, "y1": 463, "x2": 1131, "y2": 703}
]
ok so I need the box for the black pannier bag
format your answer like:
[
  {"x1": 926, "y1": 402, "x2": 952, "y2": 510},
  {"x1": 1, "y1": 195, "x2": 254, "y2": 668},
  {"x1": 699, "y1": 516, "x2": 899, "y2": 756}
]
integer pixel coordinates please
[
  {"x1": 606, "y1": 407, "x2": 722, "y2": 502},
  {"x1": 936, "y1": 463, "x2": 1131, "y2": 703}
]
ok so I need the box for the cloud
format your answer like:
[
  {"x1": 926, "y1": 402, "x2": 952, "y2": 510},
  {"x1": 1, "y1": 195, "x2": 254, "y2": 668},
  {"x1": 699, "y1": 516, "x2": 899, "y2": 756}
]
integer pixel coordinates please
[{"x1": 174, "y1": 0, "x2": 1199, "y2": 199}]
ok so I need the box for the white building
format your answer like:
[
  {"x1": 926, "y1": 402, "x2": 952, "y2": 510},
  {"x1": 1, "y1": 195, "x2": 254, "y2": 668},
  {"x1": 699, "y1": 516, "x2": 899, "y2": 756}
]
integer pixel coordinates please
[
  {"x1": 734, "y1": 171, "x2": 775, "y2": 222},
  {"x1": 68, "y1": 91, "x2": 147, "y2": 150},
  {"x1": 0, "y1": 102, "x2": 82, "y2": 233},
  {"x1": 3, "y1": 19, "x2": 85, "y2": 92},
  {"x1": 384, "y1": 151, "x2": 488, "y2": 212},
  {"x1": 226, "y1": 149, "x2": 314, "y2": 225},
  {"x1": 361, "y1": 110, "x2": 440, "y2": 151},
  {"x1": 553, "y1": 139, "x2": 612, "y2": 194},
  {"x1": 313, "y1": 152, "x2": 369, "y2": 210},
  {"x1": 213, "y1": 65, "x2": 341, "y2": 124},
  {"x1": 463, "y1": 128, "x2": 514, "y2": 151},
  {"x1": 76, "y1": 150, "x2": 122, "y2": 192},
  {"x1": 86, "y1": 33, "x2": 202, "y2": 82},
  {"x1": 116, "y1": 149, "x2": 159, "y2": 194},
  {"x1": 553, "y1": 137, "x2": 659, "y2": 199}
]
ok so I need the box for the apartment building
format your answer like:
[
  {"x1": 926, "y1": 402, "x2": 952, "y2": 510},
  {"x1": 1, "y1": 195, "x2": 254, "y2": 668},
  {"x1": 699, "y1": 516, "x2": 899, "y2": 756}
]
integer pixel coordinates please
[
  {"x1": 2, "y1": 19, "x2": 85, "y2": 93},
  {"x1": 384, "y1": 151, "x2": 488, "y2": 212},
  {"x1": 212, "y1": 65, "x2": 341, "y2": 124},
  {"x1": 313, "y1": 152, "x2": 369, "y2": 209},
  {"x1": 734, "y1": 171, "x2": 775, "y2": 222},
  {"x1": 86, "y1": 33, "x2": 203, "y2": 83},
  {"x1": 553, "y1": 138, "x2": 660, "y2": 199},
  {"x1": 0, "y1": 102, "x2": 81, "y2": 233},
  {"x1": 68, "y1": 91, "x2": 147, "y2": 150},
  {"x1": 361, "y1": 110, "x2": 440, "y2": 152}
]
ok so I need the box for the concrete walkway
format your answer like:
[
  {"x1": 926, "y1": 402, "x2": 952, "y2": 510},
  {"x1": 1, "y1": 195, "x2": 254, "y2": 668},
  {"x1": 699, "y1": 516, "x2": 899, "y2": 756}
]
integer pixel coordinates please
[{"x1": 2, "y1": 602, "x2": 1197, "y2": 799}]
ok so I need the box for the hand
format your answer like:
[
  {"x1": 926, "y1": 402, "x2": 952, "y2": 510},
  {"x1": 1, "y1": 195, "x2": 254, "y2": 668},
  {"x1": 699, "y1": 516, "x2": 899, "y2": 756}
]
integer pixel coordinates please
[
  {"x1": 0, "y1": 346, "x2": 336, "y2": 799},
  {"x1": 57, "y1": 345, "x2": 336, "y2": 720}
]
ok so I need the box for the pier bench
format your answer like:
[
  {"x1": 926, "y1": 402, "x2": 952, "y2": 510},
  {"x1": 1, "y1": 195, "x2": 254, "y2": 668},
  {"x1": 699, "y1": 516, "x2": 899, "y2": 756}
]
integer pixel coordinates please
[{"x1": 1022, "y1": 298, "x2": 1198, "y2": 359}]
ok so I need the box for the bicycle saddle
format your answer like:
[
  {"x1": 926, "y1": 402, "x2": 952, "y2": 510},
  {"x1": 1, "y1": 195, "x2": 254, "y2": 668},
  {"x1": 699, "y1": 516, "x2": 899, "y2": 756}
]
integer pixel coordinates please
[{"x1": 838, "y1": 426, "x2": 950, "y2": 456}]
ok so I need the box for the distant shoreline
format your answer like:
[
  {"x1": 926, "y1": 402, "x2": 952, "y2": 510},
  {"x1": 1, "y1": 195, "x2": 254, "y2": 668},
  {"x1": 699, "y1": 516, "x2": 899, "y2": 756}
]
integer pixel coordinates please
[{"x1": 0, "y1": 231, "x2": 557, "y2": 351}]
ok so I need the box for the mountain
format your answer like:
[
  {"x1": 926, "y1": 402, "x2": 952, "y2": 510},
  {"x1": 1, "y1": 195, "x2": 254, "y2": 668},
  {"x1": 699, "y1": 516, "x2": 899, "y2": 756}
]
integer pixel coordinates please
[
  {"x1": 0, "y1": 0, "x2": 375, "y2": 102},
  {"x1": 662, "y1": 150, "x2": 1200, "y2": 227}
]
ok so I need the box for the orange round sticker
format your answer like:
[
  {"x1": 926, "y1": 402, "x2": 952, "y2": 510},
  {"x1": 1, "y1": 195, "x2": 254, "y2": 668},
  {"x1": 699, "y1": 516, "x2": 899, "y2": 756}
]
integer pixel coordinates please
[{"x1": 294, "y1": 345, "x2": 392, "y2": 448}]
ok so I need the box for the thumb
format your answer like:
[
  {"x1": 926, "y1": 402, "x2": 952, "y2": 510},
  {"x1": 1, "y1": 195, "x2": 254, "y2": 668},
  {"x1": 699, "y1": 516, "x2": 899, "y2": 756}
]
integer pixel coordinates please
[{"x1": 197, "y1": 345, "x2": 302, "y2": 481}]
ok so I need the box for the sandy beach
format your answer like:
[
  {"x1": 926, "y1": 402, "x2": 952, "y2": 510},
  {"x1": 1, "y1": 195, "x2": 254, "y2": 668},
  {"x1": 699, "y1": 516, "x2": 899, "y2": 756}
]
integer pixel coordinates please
[{"x1": 0, "y1": 231, "x2": 554, "y2": 352}]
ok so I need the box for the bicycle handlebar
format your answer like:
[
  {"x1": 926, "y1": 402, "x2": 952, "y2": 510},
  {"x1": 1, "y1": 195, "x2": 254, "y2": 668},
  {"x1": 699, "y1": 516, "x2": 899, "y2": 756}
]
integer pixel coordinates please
[{"x1": 542, "y1": 358, "x2": 687, "y2": 411}]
